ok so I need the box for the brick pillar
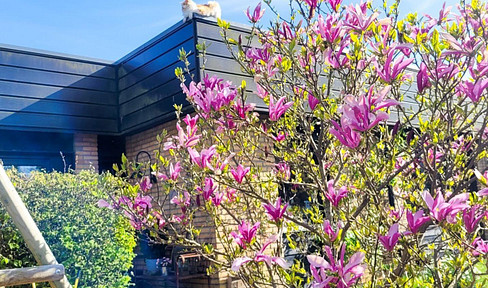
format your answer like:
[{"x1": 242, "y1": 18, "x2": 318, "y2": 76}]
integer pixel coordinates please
[{"x1": 74, "y1": 134, "x2": 99, "y2": 172}]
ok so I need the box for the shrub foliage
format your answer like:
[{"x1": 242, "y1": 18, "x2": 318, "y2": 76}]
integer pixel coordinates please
[{"x1": 0, "y1": 169, "x2": 136, "y2": 288}]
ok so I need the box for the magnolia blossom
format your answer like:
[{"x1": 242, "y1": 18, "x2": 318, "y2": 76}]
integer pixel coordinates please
[
  {"x1": 316, "y1": 14, "x2": 344, "y2": 44},
  {"x1": 263, "y1": 197, "x2": 288, "y2": 221},
  {"x1": 155, "y1": 162, "x2": 181, "y2": 181},
  {"x1": 232, "y1": 234, "x2": 290, "y2": 271},
  {"x1": 197, "y1": 177, "x2": 217, "y2": 201},
  {"x1": 323, "y1": 220, "x2": 342, "y2": 242},
  {"x1": 140, "y1": 176, "x2": 152, "y2": 192},
  {"x1": 308, "y1": 94, "x2": 320, "y2": 110},
  {"x1": 463, "y1": 205, "x2": 485, "y2": 233},
  {"x1": 422, "y1": 191, "x2": 469, "y2": 223},
  {"x1": 272, "y1": 132, "x2": 288, "y2": 142},
  {"x1": 378, "y1": 223, "x2": 402, "y2": 251},
  {"x1": 328, "y1": 0, "x2": 342, "y2": 12},
  {"x1": 269, "y1": 96, "x2": 294, "y2": 121},
  {"x1": 344, "y1": 2, "x2": 379, "y2": 31},
  {"x1": 325, "y1": 180, "x2": 348, "y2": 207},
  {"x1": 181, "y1": 75, "x2": 237, "y2": 118},
  {"x1": 170, "y1": 191, "x2": 191, "y2": 213},
  {"x1": 212, "y1": 192, "x2": 225, "y2": 206},
  {"x1": 458, "y1": 79, "x2": 488, "y2": 102},
  {"x1": 231, "y1": 164, "x2": 250, "y2": 184},
  {"x1": 377, "y1": 49, "x2": 414, "y2": 83},
  {"x1": 308, "y1": 245, "x2": 366, "y2": 288},
  {"x1": 274, "y1": 162, "x2": 291, "y2": 180},
  {"x1": 406, "y1": 209, "x2": 430, "y2": 234},
  {"x1": 188, "y1": 146, "x2": 216, "y2": 169},
  {"x1": 231, "y1": 220, "x2": 260, "y2": 249},
  {"x1": 472, "y1": 238, "x2": 488, "y2": 256},
  {"x1": 341, "y1": 86, "x2": 398, "y2": 132},
  {"x1": 417, "y1": 62, "x2": 431, "y2": 94},
  {"x1": 329, "y1": 118, "x2": 361, "y2": 148},
  {"x1": 246, "y1": 2, "x2": 264, "y2": 23}
]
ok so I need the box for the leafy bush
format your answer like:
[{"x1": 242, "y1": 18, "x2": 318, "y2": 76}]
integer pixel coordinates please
[{"x1": 0, "y1": 169, "x2": 136, "y2": 287}]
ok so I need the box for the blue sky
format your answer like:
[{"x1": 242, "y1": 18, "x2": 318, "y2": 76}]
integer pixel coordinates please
[{"x1": 0, "y1": 0, "x2": 458, "y2": 61}]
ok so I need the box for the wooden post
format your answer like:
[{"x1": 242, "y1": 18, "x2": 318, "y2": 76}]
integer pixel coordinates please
[
  {"x1": 0, "y1": 163, "x2": 71, "y2": 288},
  {"x1": 0, "y1": 265, "x2": 65, "y2": 286}
]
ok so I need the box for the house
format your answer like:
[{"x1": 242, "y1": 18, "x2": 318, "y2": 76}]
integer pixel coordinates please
[
  {"x1": 0, "y1": 17, "x2": 256, "y2": 287},
  {"x1": 0, "y1": 17, "x2": 256, "y2": 174}
]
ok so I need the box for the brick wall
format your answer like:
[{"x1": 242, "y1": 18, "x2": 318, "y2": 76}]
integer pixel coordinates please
[
  {"x1": 126, "y1": 119, "x2": 228, "y2": 287},
  {"x1": 74, "y1": 134, "x2": 98, "y2": 172},
  {"x1": 124, "y1": 117, "x2": 282, "y2": 288}
]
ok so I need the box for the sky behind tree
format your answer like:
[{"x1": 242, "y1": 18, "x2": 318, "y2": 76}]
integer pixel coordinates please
[{"x1": 0, "y1": 0, "x2": 459, "y2": 61}]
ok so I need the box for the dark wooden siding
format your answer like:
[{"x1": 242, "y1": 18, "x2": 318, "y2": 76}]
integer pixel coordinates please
[
  {"x1": 117, "y1": 21, "x2": 198, "y2": 134},
  {"x1": 0, "y1": 46, "x2": 118, "y2": 133}
]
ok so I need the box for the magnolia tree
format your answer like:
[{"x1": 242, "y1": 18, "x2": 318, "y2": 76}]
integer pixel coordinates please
[{"x1": 102, "y1": 0, "x2": 488, "y2": 287}]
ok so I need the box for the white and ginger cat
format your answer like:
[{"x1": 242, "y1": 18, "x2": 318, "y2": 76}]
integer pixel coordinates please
[{"x1": 182, "y1": 0, "x2": 221, "y2": 22}]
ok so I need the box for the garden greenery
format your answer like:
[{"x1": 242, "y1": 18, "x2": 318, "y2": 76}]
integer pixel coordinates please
[
  {"x1": 0, "y1": 169, "x2": 136, "y2": 288},
  {"x1": 104, "y1": 0, "x2": 488, "y2": 287}
]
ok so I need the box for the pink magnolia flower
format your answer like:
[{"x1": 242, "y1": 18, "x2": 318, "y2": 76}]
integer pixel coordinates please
[
  {"x1": 417, "y1": 62, "x2": 431, "y2": 94},
  {"x1": 132, "y1": 194, "x2": 153, "y2": 218},
  {"x1": 326, "y1": 45, "x2": 350, "y2": 70},
  {"x1": 231, "y1": 164, "x2": 250, "y2": 184},
  {"x1": 279, "y1": 22, "x2": 295, "y2": 41},
  {"x1": 255, "y1": 83, "x2": 269, "y2": 99},
  {"x1": 328, "y1": 0, "x2": 342, "y2": 12},
  {"x1": 308, "y1": 94, "x2": 320, "y2": 110},
  {"x1": 234, "y1": 100, "x2": 255, "y2": 119},
  {"x1": 274, "y1": 162, "x2": 291, "y2": 180},
  {"x1": 431, "y1": 60, "x2": 459, "y2": 81},
  {"x1": 325, "y1": 180, "x2": 348, "y2": 207},
  {"x1": 308, "y1": 245, "x2": 366, "y2": 288},
  {"x1": 344, "y1": 2, "x2": 379, "y2": 31},
  {"x1": 406, "y1": 209, "x2": 430, "y2": 234},
  {"x1": 316, "y1": 14, "x2": 344, "y2": 44},
  {"x1": 170, "y1": 191, "x2": 191, "y2": 213},
  {"x1": 377, "y1": 49, "x2": 414, "y2": 83},
  {"x1": 181, "y1": 75, "x2": 237, "y2": 118},
  {"x1": 269, "y1": 96, "x2": 294, "y2": 121},
  {"x1": 197, "y1": 177, "x2": 217, "y2": 201},
  {"x1": 230, "y1": 220, "x2": 260, "y2": 249},
  {"x1": 272, "y1": 131, "x2": 288, "y2": 142},
  {"x1": 170, "y1": 191, "x2": 191, "y2": 207},
  {"x1": 246, "y1": 2, "x2": 265, "y2": 23},
  {"x1": 254, "y1": 234, "x2": 290, "y2": 269},
  {"x1": 340, "y1": 86, "x2": 398, "y2": 132},
  {"x1": 140, "y1": 176, "x2": 152, "y2": 192},
  {"x1": 329, "y1": 118, "x2": 361, "y2": 149},
  {"x1": 211, "y1": 192, "x2": 225, "y2": 206},
  {"x1": 188, "y1": 146, "x2": 216, "y2": 169},
  {"x1": 463, "y1": 205, "x2": 485, "y2": 234},
  {"x1": 458, "y1": 79, "x2": 488, "y2": 102},
  {"x1": 472, "y1": 238, "x2": 488, "y2": 256},
  {"x1": 389, "y1": 207, "x2": 404, "y2": 221},
  {"x1": 263, "y1": 197, "x2": 288, "y2": 221},
  {"x1": 97, "y1": 199, "x2": 113, "y2": 209},
  {"x1": 477, "y1": 188, "x2": 488, "y2": 197},
  {"x1": 156, "y1": 162, "x2": 181, "y2": 181},
  {"x1": 226, "y1": 188, "x2": 237, "y2": 203},
  {"x1": 152, "y1": 211, "x2": 167, "y2": 229},
  {"x1": 232, "y1": 234, "x2": 290, "y2": 271},
  {"x1": 422, "y1": 191, "x2": 469, "y2": 223},
  {"x1": 303, "y1": 0, "x2": 319, "y2": 10},
  {"x1": 378, "y1": 223, "x2": 402, "y2": 251},
  {"x1": 323, "y1": 220, "x2": 342, "y2": 242}
]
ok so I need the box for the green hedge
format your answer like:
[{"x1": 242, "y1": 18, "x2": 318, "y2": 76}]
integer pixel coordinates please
[{"x1": 0, "y1": 169, "x2": 136, "y2": 288}]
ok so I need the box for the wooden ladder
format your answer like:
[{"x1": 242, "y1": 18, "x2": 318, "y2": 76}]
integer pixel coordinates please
[{"x1": 0, "y1": 163, "x2": 71, "y2": 288}]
